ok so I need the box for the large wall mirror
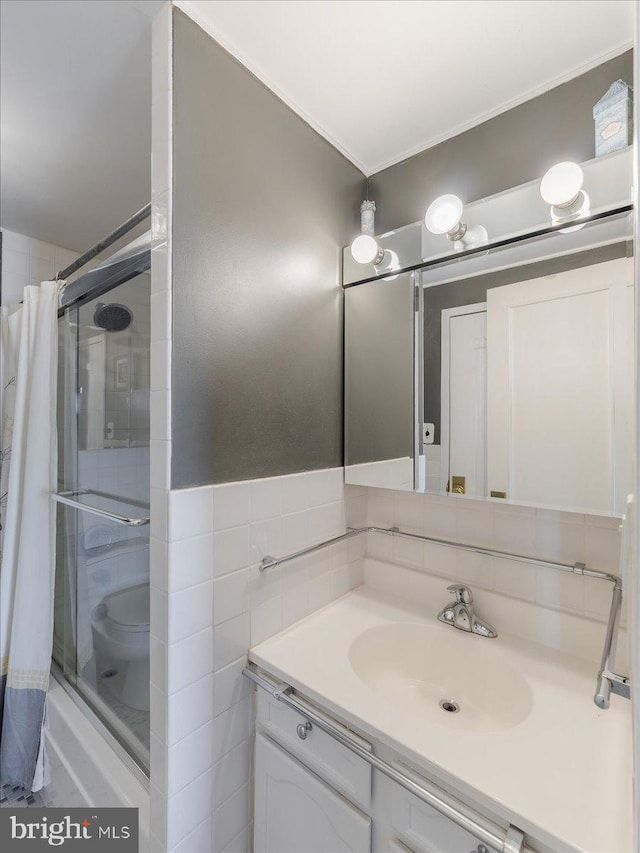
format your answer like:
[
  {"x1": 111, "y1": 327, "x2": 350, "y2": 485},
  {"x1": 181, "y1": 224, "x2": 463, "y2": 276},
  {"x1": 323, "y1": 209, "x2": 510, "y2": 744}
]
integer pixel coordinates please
[{"x1": 344, "y1": 154, "x2": 633, "y2": 517}]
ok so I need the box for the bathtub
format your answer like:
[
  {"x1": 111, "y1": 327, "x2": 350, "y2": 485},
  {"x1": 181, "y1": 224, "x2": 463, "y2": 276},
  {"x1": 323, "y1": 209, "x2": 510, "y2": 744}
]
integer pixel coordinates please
[{"x1": 44, "y1": 674, "x2": 150, "y2": 850}]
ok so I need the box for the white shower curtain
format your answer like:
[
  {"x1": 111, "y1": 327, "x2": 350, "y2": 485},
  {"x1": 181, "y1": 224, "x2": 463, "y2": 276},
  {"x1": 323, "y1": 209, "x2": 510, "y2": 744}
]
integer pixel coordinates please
[{"x1": 0, "y1": 281, "x2": 58, "y2": 790}]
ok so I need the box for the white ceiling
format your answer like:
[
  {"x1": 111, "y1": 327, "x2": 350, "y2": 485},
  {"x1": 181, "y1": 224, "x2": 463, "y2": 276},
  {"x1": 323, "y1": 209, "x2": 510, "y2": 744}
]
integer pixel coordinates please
[
  {"x1": 0, "y1": 0, "x2": 634, "y2": 252},
  {"x1": 0, "y1": 0, "x2": 163, "y2": 252},
  {"x1": 176, "y1": 0, "x2": 634, "y2": 175}
]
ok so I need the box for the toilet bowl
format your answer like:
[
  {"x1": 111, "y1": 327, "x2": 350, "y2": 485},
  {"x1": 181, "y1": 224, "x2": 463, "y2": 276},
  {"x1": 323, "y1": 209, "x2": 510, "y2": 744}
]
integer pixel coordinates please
[{"x1": 92, "y1": 583, "x2": 150, "y2": 711}]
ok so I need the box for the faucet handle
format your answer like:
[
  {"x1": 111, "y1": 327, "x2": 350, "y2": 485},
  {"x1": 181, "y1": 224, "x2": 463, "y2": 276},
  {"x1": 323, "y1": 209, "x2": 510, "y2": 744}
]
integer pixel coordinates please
[{"x1": 447, "y1": 584, "x2": 473, "y2": 605}]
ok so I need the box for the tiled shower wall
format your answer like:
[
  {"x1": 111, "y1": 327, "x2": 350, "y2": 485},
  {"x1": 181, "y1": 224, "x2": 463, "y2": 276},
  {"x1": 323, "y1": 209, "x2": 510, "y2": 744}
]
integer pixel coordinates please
[
  {"x1": 0, "y1": 228, "x2": 80, "y2": 306},
  {"x1": 79, "y1": 448, "x2": 150, "y2": 506}
]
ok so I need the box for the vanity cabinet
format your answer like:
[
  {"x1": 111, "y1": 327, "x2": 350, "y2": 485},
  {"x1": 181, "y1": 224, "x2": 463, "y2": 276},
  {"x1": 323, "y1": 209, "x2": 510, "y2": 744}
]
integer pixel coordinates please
[
  {"x1": 254, "y1": 733, "x2": 372, "y2": 852},
  {"x1": 391, "y1": 781, "x2": 500, "y2": 853},
  {"x1": 254, "y1": 690, "x2": 510, "y2": 853}
]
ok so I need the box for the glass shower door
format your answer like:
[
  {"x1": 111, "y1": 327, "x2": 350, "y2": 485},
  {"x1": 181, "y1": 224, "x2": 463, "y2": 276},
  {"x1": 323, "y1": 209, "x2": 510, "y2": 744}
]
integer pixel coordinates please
[{"x1": 54, "y1": 270, "x2": 151, "y2": 773}]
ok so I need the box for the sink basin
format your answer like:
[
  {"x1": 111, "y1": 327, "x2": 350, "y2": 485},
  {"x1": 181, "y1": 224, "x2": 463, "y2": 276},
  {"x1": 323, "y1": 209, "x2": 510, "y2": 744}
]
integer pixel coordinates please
[{"x1": 349, "y1": 623, "x2": 533, "y2": 732}]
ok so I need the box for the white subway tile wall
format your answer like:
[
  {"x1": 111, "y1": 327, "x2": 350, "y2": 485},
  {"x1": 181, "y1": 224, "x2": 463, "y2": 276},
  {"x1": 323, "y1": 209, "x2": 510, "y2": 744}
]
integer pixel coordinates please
[
  {"x1": 154, "y1": 468, "x2": 364, "y2": 851},
  {"x1": 366, "y1": 489, "x2": 622, "y2": 623},
  {"x1": 0, "y1": 227, "x2": 111, "y2": 307},
  {"x1": 153, "y1": 473, "x2": 622, "y2": 852},
  {"x1": 0, "y1": 229, "x2": 79, "y2": 306}
]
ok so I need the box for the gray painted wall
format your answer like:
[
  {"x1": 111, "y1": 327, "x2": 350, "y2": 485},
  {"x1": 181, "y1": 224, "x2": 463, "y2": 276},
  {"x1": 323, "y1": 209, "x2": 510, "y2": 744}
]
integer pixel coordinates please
[
  {"x1": 369, "y1": 51, "x2": 633, "y2": 233},
  {"x1": 171, "y1": 10, "x2": 365, "y2": 488}
]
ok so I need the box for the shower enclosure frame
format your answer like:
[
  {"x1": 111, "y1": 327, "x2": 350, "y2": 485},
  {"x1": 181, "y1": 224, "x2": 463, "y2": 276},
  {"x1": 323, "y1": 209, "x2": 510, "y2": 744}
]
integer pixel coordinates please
[{"x1": 53, "y1": 208, "x2": 152, "y2": 777}]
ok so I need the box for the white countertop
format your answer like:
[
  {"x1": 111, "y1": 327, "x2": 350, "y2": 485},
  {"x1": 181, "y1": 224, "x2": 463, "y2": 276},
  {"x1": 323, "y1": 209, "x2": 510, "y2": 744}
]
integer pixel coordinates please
[{"x1": 249, "y1": 586, "x2": 633, "y2": 853}]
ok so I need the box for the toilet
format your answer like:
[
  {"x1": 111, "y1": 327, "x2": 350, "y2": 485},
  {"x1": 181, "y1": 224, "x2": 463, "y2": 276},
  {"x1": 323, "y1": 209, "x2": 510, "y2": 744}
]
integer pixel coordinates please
[{"x1": 92, "y1": 583, "x2": 150, "y2": 711}]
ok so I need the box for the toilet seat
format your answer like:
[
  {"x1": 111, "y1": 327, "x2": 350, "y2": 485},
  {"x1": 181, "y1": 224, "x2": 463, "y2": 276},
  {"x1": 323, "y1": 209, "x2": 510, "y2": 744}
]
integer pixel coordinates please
[
  {"x1": 103, "y1": 583, "x2": 150, "y2": 634},
  {"x1": 92, "y1": 582, "x2": 150, "y2": 712}
]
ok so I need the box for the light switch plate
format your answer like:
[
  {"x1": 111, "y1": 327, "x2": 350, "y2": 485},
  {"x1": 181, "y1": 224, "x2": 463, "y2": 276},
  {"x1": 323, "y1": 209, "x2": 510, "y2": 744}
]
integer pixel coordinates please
[{"x1": 423, "y1": 423, "x2": 434, "y2": 445}]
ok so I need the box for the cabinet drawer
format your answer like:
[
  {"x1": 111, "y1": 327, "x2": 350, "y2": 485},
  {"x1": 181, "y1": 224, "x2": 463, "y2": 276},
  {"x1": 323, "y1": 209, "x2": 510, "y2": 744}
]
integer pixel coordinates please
[
  {"x1": 257, "y1": 690, "x2": 372, "y2": 811},
  {"x1": 392, "y1": 781, "x2": 500, "y2": 853}
]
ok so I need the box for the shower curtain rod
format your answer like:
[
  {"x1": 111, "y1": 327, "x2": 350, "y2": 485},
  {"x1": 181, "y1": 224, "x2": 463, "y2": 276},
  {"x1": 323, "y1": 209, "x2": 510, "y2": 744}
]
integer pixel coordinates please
[{"x1": 55, "y1": 202, "x2": 151, "y2": 283}]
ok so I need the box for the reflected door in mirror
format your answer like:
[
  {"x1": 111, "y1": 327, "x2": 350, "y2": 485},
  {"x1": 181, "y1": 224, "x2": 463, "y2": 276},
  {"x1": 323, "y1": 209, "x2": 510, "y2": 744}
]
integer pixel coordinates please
[
  {"x1": 486, "y1": 258, "x2": 633, "y2": 513},
  {"x1": 441, "y1": 304, "x2": 487, "y2": 497}
]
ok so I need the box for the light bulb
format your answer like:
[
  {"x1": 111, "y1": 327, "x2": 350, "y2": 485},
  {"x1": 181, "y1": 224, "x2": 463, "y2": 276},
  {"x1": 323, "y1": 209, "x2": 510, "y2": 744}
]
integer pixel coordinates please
[
  {"x1": 462, "y1": 224, "x2": 489, "y2": 249},
  {"x1": 375, "y1": 248, "x2": 400, "y2": 278},
  {"x1": 552, "y1": 191, "x2": 590, "y2": 232},
  {"x1": 540, "y1": 162, "x2": 584, "y2": 206},
  {"x1": 350, "y1": 234, "x2": 381, "y2": 264},
  {"x1": 425, "y1": 194, "x2": 464, "y2": 235}
]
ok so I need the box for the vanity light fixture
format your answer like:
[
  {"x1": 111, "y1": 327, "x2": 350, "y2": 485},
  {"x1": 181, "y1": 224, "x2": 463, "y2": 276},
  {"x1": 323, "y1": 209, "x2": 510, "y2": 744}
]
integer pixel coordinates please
[
  {"x1": 350, "y1": 233, "x2": 383, "y2": 264},
  {"x1": 539, "y1": 161, "x2": 590, "y2": 226},
  {"x1": 424, "y1": 194, "x2": 488, "y2": 249},
  {"x1": 350, "y1": 200, "x2": 385, "y2": 265},
  {"x1": 374, "y1": 247, "x2": 400, "y2": 275}
]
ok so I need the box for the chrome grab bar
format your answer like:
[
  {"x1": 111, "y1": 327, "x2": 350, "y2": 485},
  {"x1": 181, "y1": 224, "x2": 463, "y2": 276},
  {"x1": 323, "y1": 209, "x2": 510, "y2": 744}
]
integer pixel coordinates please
[
  {"x1": 244, "y1": 665, "x2": 533, "y2": 853},
  {"x1": 51, "y1": 489, "x2": 150, "y2": 527},
  {"x1": 259, "y1": 528, "x2": 365, "y2": 571},
  {"x1": 593, "y1": 579, "x2": 629, "y2": 708},
  {"x1": 260, "y1": 525, "x2": 620, "y2": 584},
  {"x1": 367, "y1": 526, "x2": 621, "y2": 583},
  {"x1": 259, "y1": 525, "x2": 628, "y2": 708}
]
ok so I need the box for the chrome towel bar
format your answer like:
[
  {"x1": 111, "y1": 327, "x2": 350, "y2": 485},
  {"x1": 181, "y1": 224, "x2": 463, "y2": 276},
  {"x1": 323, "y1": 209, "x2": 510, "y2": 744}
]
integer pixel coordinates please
[
  {"x1": 259, "y1": 525, "x2": 628, "y2": 709},
  {"x1": 243, "y1": 665, "x2": 533, "y2": 853},
  {"x1": 260, "y1": 524, "x2": 620, "y2": 584},
  {"x1": 52, "y1": 489, "x2": 150, "y2": 527},
  {"x1": 260, "y1": 527, "x2": 365, "y2": 571}
]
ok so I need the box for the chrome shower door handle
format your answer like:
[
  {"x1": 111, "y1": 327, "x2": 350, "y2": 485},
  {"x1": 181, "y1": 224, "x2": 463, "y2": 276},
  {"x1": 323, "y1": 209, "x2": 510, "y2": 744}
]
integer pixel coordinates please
[{"x1": 52, "y1": 490, "x2": 150, "y2": 527}]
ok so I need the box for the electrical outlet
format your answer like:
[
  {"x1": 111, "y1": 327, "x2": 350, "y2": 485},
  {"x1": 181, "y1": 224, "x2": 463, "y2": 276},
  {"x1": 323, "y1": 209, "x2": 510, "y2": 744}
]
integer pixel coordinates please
[{"x1": 423, "y1": 423, "x2": 434, "y2": 445}]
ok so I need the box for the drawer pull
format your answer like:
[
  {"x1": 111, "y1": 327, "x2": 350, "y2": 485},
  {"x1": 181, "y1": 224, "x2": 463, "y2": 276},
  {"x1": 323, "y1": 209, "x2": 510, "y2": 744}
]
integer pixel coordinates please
[{"x1": 297, "y1": 721, "x2": 312, "y2": 740}]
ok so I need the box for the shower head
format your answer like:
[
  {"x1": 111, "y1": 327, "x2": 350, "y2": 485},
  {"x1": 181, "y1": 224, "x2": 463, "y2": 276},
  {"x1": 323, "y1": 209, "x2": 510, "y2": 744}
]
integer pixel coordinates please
[{"x1": 93, "y1": 303, "x2": 133, "y2": 332}]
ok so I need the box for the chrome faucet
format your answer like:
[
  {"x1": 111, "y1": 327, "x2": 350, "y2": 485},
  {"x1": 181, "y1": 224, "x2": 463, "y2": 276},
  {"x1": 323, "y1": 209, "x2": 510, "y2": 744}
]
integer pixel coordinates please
[{"x1": 438, "y1": 584, "x2": 497, "y2": 638}]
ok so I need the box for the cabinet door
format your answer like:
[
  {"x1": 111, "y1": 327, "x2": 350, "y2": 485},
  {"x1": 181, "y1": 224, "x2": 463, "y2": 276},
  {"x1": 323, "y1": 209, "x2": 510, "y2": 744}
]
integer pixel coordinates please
[
  {"x1": 392, "y1": 782, "x2": 500, "y2": 853},
  {"x1": 254, "y1": 733, "x2": 372, "y2": 853}
]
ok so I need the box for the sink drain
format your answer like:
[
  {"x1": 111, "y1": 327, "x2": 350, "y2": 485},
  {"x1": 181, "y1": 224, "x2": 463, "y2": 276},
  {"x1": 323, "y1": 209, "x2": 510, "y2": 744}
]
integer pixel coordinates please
[{"x1": 439, "y1": 699, "x2": 460, "y2": 714}]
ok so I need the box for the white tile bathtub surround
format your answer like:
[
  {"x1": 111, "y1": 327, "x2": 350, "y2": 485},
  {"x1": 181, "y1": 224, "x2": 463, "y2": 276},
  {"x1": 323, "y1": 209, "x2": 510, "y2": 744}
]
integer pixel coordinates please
[
  {"x1": 1, "y1": 228, "x2": 80, "y2": 306},
  {"x1": 78, "y1": 447, "x2": 150, "y2": 505},
  {"x1": 365, "y1": 489, "x2": 623, "y2": 624},
  {"x1": 0, "y1": 228, "x2": 114, "y2": 307}
]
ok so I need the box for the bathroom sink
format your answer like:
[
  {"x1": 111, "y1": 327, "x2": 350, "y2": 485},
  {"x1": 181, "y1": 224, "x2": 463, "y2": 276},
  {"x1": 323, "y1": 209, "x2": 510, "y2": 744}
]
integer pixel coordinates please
[{"x1": 349, "y1": 623, "x2": 533, "y2": 732}]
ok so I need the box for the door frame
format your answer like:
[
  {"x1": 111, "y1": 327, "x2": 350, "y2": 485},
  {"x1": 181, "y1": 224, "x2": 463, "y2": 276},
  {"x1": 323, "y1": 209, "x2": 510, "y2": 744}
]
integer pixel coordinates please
[{"x1": 440, "y1": 302, "x2": 487, "y2": 494}]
